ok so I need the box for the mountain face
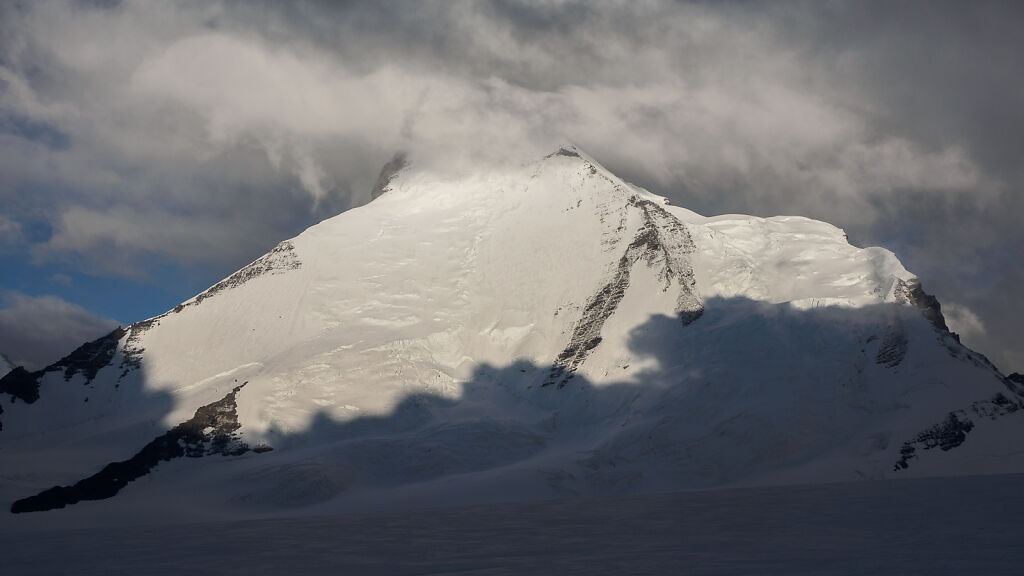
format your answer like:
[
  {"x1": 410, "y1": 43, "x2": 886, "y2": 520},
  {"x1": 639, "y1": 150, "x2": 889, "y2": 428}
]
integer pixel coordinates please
[{"x1": 2, "y1": 147, "x2": 1022, "y2": 519}]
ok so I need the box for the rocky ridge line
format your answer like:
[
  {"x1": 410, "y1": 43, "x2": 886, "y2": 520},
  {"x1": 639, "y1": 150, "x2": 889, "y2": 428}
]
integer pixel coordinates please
[
  {"x1": 544, "y1": 187, "x2": 703, "y2": 388},
  {"x1": 11, "y1": 382, "x2": 269, "y2": 513}
]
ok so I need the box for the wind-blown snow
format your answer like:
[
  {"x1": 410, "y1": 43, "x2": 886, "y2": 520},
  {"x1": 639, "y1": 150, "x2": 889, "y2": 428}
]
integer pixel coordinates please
[{"x1": 1, "y1": 147, "x2": 1021, "y2": 526}]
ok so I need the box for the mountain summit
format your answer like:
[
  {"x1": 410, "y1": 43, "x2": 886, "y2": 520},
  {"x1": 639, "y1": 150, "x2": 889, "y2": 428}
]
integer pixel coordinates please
[{"x1": 2, "y1": 147, "x2": 1022, "y2": 519}]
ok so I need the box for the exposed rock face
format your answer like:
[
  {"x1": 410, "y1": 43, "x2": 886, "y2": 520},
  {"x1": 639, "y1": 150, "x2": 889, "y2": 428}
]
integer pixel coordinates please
[
  {"x1": 370, "y1": 152, "x2": 409, "y2": 200},
  {"x1": 895, "y1": 410, "x2": 975, "y2": 471},
  {"x1": 120, "y1": 318, "x2": 156, "y2": 378},
  {"x1": 875, "y1": 319, "x2": 908, "y2": 368},
  {"x1": 116, "y1": 241, "x2": 303, "y2": 379},
  {"x1": 0, "y1": 240, "x2": 304, "y2": 431},
  {"x1": 971, "y1": 393, "x2": 1021, "y2": 421},
  {"x1": 48, "y1": 327, "x2": 126, "y2": 385},
  {"x1": 11, "y1": 383, "x2": 267, "y2": 514},
  {"x1": 893, "y1": 278, "x2": 949, "y2": 333},
  {"x1": 0, "y1": 367, "x2": 42, "y2": 431},
  {"x1": 888, "y1": 276, "x2": 1024, "y2": 469},
  {"x1": 544, "y1": 195, "x2": 702, "y2": 388},
  {"x1": 0, "y1": 328, "x2": 126, "y2": 430},
  {"x1": 0, "y1": 367, "x2": 40, "y2": 405},
  {"x1": 895, "y1": 392, "x2": 1023, "y2": 471},
  {"x1": 630, "y1": 197, "x2": 704, "y2": 324},
  {"x1": 192, "y1": 241, "x2": 301, "y2": 307}
]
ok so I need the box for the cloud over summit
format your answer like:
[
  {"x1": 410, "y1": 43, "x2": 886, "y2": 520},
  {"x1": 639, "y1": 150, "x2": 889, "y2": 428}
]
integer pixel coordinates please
[
  {"x1": 0, "y1": 292, "x2": 119, "y2": 370},
  {"x1": 0, "y1": 0, "x2": 1021, "y2": 372}
]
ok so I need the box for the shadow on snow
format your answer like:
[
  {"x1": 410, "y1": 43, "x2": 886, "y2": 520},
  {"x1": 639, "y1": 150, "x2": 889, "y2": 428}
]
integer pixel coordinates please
[{"x1": 4, "y1": 296, "x2": 1022, "y2": 514}]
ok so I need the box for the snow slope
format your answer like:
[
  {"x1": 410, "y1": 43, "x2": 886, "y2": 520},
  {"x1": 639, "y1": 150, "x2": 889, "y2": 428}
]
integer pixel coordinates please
[
  {"x1": 6, "y1": 473, "x2": 1024, "y2": 575},
  {"x1": 0, "y1": 354, "x2": 11, "y2": 378},
  {"x1": 1, "y1": 147, "x2": 1022, "y2": 523}
]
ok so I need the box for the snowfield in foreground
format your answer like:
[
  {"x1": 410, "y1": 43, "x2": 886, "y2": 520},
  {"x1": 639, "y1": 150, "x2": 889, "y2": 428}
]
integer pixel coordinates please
[
  {"x1": 1, "y1": 147, "x2": 1022, "y2": 525},
  {"x1": 4, "y1": 473, "x2": 1023, "y2": 576}
]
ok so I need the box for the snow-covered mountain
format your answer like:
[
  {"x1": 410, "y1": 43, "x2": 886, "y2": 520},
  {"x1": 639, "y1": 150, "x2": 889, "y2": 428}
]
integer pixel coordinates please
[
  {"x1": 0, "y1": 354, "x2": 11, "y2": 379},
  {"x1": 2, "y1": 147, "x2": 1022, "y2": 521}
]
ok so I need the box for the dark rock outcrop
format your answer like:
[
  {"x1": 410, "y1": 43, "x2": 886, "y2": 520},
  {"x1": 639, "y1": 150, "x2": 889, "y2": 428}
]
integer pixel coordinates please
[
  {"x1": 50, "y1": 327, "x2": 126, "y2": 385},
  {"x1": 895, "y1": 410, "x2": 975, "y2": 471},
  {"x1": 370, "y1": 152, "x2": 409, "y2": 201},
  {"x1": 11, "y1": 383, "x2": 268, "y2": 514},
  {"x1": 875, "y1": 320, "x2": 908, "y2": 368},
  {"x1": 0, "y1": 328, "x2": 127, "y2": 431},
  {"x1": 545, "y1": 192, "x2": 702, "y2": 388},
  {"x1": 551, "y1": 147, "x2": 581, "y2": 158},
  {"x1": 0, "y1": 367, "x2": 40, "y2": 404},
  {"x1": 192, "y1": 241, "x2": 300, "y2": 307},
  {"x1": 112, "y1": 240, "x2": 304, "y2": 381},
  {"x1": 893, "y1": 278, "x2": 949, "y2": 333},
  {"x1": 970, "y1": 392, "x2": 1022, "y2": 420},
  {"x1": 0, "y1": 367, "x2": 43, "y2": 432},
  {"x1": 895, "y1": 391, "x2": 1024, "y2": 471}
]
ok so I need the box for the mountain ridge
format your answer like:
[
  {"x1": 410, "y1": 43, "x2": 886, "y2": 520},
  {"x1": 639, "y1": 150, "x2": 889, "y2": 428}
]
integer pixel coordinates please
[{"x1": 2, "y1": 147, "x2": 1022, "y2": 521}]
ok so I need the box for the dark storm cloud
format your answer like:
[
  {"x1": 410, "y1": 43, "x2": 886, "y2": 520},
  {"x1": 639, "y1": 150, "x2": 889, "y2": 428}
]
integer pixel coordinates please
[
  {"x1": 756, "y1": 1, "x2": 1024, "y2": 374},
  {"x1": 781, "y1": 1, "x2": 1024, "y2": 177},
  {"x1": 0, "y1": 0, "x2": 1020, "y2": 371}
]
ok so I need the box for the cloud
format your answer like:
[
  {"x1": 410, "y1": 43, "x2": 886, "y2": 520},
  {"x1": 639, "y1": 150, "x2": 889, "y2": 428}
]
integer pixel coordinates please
[
  {"x1": 6, "y1": 1, "x2": 993, "y2": 210},
  {"x1": 49, "y1": 273, "x2": 73, "y2": 287},
  {"x1": 36, "y1": 205, "x2": 280, "y2": 276},
  {"x1": 0, "y1": 292, "x2": 120, "y2": 370},
  {"x1": 0, "y1": 215, "x2": 23, "y2": 249},
  {"x1": 943, "y1": 302, "x2": 986, "y2": 343},
  {"x1": 0, "y1": 0, "x2": 1020, "y2": 371}
]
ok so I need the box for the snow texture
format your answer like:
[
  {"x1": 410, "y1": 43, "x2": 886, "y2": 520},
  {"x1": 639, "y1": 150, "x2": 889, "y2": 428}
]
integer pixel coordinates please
[
  {"x1": 3, "y1": 473, "x2": 1023, "y2": 575},
  {"x1": 1, "y1": 146, "x2": 1023, "y2": 526}
]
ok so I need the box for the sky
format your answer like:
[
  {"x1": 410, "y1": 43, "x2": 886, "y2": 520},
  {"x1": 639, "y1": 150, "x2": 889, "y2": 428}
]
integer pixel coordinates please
[{"x1": 0, "y1": 0, "x2": 1021, "y2": 373}]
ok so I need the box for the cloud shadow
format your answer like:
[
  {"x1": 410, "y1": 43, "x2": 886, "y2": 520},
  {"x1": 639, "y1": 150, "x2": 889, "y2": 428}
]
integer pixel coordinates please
[{"x1": 4, "y1": 295, "x2": 1023, "y2": 515}]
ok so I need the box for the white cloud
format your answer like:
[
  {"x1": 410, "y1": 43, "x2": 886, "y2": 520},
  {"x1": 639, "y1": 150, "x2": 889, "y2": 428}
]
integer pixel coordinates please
[
  {"x1": 0, "y1": 292, "x2": 120, "y2": 370},
  {"x1": 34, "y1": 205, "x2": 287, "y2": 276},
  {"x1": 0, "y1": 0, "x2": 1019, "y2": 371},
  {"x1": 0, "y1": 215, "x2": 23, "y2": 248},
  {"x1": 2, "y1": 1, "x2": 1000, "y2": 224},
  {"x1": 943, "y1": 302, "x2": 987, "y2": 343},
  {"x1": 119, "y1": 26, "x2": 994, "y2": 210}
]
